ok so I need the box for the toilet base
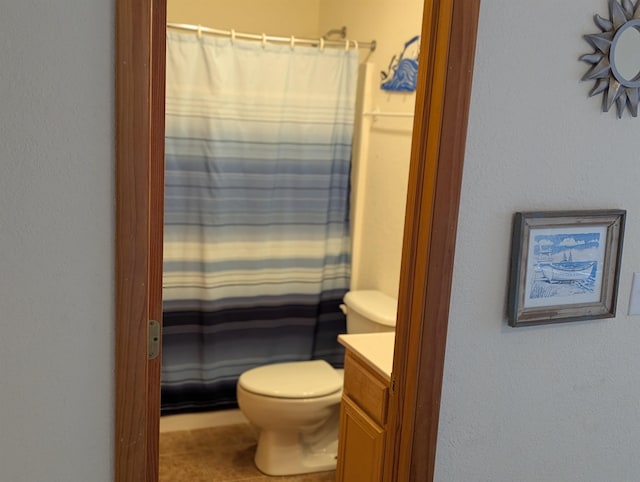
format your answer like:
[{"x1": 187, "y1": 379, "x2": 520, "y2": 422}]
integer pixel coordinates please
[{"x1": 254, "y1": 425, "x2": 339, "y2": 476}]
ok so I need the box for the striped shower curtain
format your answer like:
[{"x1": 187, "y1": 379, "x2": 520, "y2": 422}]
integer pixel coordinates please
[{"x1": 161, "y1": 32, "x2": 359, "y2": 414}]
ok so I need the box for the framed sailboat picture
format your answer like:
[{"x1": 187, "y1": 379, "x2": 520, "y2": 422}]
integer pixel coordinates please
[{"x1": 508, "y1": 210, "x2": 625, "y2": 327}]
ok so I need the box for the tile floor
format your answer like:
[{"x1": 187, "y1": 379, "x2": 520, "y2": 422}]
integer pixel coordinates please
[{"x1": 160, "y1": 423, "x2": 336, "y2": 482}]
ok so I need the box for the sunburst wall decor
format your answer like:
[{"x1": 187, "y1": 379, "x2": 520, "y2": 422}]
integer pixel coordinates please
[{"x1": 580, "y1": 0, "x2": 640, "y2": 118}]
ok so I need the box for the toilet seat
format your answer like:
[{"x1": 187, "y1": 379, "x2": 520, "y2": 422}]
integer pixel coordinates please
[{"x1": 238, "y1": 360, "x2": 342, "y2": 399}]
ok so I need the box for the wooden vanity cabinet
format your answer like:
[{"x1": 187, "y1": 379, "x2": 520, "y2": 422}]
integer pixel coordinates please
[{"x1": 336, "y1": 350, "x2": 390, "y2": 482}]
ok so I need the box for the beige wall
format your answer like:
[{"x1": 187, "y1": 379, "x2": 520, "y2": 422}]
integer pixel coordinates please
[
  {"x1": 320, "y1": 0, "x2": 424, "y2": 299},
  {"x1": 167, "y1": 0, "x2": 322, "y2": 38}
]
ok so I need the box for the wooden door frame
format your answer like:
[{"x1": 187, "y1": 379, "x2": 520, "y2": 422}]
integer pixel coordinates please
[
  {"x1": 385, "y1": 2, "x2": 481, "y2": 480},
  {"x1": 114, "y1": 0, "x2": 480, "y2": 480}
]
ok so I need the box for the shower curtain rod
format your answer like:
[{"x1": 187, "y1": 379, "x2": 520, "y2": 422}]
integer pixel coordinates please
[{"x1": 167, "y1": 23, "x2": 377, "y2": 52}]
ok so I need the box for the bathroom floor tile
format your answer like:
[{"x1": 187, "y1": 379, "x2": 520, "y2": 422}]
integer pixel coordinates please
[
  {"x1": 159, "y1": 423, "x2": 337, "y2": 482},
  {"x1": 275, "y1": 471, "x2": 337, "y2": 481},
  {"x1": 159, "y1": 429, "x2": 202, "y2": 455},
  {"x1": 203, "y1": 445, "x2": 264, "y2": 479},
  {"x1": 159, "y1": 451, "x2": 218, "y2": 482},
  {"x1": 192, "y1": 423, "x2": 259, "y2": 448},
  {"x1": 239, "y1": 472, "x2": 336, "y2": 482}
]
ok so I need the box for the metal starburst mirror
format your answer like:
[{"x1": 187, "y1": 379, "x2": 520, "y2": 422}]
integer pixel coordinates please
[{"x1": 580, "y1": 0, "x2": 640, "y2": 118}]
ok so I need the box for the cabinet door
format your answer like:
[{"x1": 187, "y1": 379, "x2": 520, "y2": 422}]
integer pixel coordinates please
[{"x1": 336, "y1": 395, "x2": 385, "y2": 482}]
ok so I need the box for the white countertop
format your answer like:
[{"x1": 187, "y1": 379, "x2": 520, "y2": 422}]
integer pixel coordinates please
[{"x1": 338, "y1": 332, "x2": 395, "y2": 381}]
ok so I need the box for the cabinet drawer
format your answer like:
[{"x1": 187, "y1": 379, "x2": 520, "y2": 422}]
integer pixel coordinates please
[{"x1": 343, "y1": 351, "x2": 389, "y2": 426}]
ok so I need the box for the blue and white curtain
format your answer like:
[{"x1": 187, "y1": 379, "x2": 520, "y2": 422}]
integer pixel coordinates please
[{"x1": 162, "y1": 32, "x2": 359, "y2": 414}]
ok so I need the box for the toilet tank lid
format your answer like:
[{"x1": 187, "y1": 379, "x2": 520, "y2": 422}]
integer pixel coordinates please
[
  {"x1": 238, "y1": 360, "x2": 342, "y2": 399},
  {"x1": 343, "y1": 290, "x2": 397, "y2": 327}
]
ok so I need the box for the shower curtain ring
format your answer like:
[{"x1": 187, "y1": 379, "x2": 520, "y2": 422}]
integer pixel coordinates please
[
  {"x1": 197, "y1": 24, "x2": 202, "y2": 39},
  {"x1": 231, "y1": 29, "x2": 236, "y2": 44},
  {"x1": 319, "y1": 37, "x2": 325, "y2": 51},
  {"x1": 262, "y1": 33, "x2": 267, "y2": 48},
  {"x1": 290, "y1": 35, "x2": 295, "y2": 50},
  {"x1": 344, "y1": 39, "x2": 349, "y2": 51},
  {"x1": 353, "y1": 40, "x2": 359, "y2": 51}
]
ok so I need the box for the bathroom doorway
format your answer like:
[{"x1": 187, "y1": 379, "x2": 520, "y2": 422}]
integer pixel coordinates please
[
  {"x1": 114, "y1": 0, "x2": 481, "y2": 480},
  {"x1": 160, "y1": 0, "x2": 423, "y2": 421}
]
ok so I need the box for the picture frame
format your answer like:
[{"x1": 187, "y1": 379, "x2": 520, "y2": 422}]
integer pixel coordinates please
[{"x1": 508, "y1": 210, "x2": 626, "y2": 327}]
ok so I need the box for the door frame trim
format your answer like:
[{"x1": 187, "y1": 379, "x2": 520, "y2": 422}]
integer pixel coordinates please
[
  {"x1": 385, "y1": 1, "x2": 481, "y2": 479},
  {"x1": 114, "y1": 0, "x2": 480, "y2": 480},
  {"x1": 115, "y1": 1, "x2": 166, "y2": 481}
]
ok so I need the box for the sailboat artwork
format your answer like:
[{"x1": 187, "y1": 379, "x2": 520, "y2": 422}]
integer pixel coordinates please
[
  {"x1": 509, "y1": 210, "x2": 625, "y2": 327},
  {"x1": 538, "y1": 251, "x2": 596, "y2": 284},
  {"x1": 529, "y1": 232, "x2": 601, "y2": 301}
]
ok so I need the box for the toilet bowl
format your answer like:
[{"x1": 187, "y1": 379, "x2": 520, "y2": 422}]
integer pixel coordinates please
[
  {"x1": 237, "y1": 360, "x2": 343, "y2": 476},
  {"x1": 236, "y1": 290, "x2": 397, "y2": 476}
]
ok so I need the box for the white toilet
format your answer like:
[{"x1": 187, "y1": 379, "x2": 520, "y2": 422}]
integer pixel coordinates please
[{"x1": 236, "y1": 290, "x2": 397, "y2": 476}]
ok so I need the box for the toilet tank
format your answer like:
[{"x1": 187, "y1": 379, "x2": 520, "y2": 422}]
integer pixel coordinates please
[{"x1": 342, "y1": 290, "x2": 397, "y2": 334}]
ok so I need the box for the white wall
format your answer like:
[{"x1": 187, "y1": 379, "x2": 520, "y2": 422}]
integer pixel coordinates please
[
  {"x1": 436, "y1": 1, "x2": 640, "y2": 481},
  {"x1": 0, "y1": 2, "x2": 114, "y2": 482},
  {"x1": 4, "y1": 1, "x2": 637, "y2": 480}
]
